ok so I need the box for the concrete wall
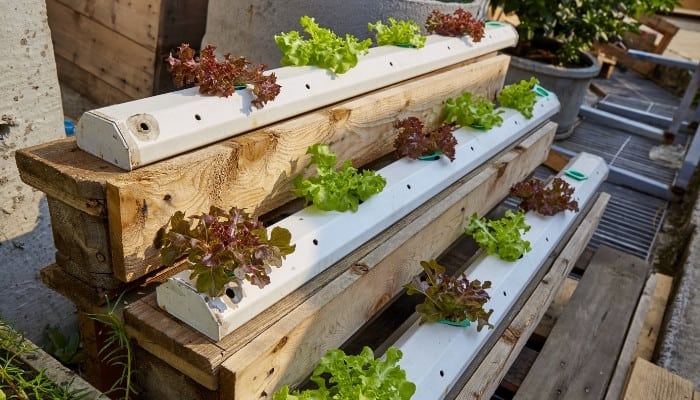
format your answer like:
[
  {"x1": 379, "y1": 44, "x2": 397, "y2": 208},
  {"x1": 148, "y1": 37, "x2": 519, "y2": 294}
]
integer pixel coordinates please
[
  {"x1": 202, "y1": 0, "x2": 489, "y2": 67},
  {"x1": 0, "y1": 0, "x2": 76, "y2": 345}
]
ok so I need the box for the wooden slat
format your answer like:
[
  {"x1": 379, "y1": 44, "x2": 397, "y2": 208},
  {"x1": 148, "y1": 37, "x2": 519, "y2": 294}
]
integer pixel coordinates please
[
  {"x1": 219, "y1": 123, "x2": 557, "y2": 400},
  {"x1": 52, "y1": 0, "x2": 161, "y2": 50},
  {"x1": 622, "y1": 358, "x2": 694, "y2": 400},
  {"x1": 124, "y1": 122, "x2": 554, "y2": 391},
  {"x1": 152, "y1": 0, "x2": 210, "y2": 95},
  {"x1": 47, "y1": 196, "x2": 119, "y2": 289},
  {"x1": 55, "y1": 53, "x2": 134, "y2": 108},
  {"x1": 15, "y1": 137, "x2": 119, "y2": 217},
  {"x1": 513, "y1": 246, "x2": 650, "y2": 400},
  {"x1": 46, "y1": 0, "x2": 155, "y2": 99},
  {"x1": 634, "y1": 273, "x2": 674, "y2": 361},
  {"x1": 454, "y1": 193, "x2": 610, "y2": 400},
  {"x1": 106, "y1": 54, "x2": 510, "y2": 282},
  {"x1": 605, "y1": 273, "x2": 657, "y2": 400},
  {"x1": 533, "y1": 277, "x2": 579, "y2": 339}
]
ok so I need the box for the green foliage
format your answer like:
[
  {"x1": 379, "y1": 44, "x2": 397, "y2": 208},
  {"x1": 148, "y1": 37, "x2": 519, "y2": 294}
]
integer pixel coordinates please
[
  {"x1": 87, "y1": 294, "x2": 136, "y2": 400},
  {"x1": 465, "y1": 210, "x2": 532, "y2": 262},
  {"x1": 368, "y1": 18, "x2": 426, "y2": 48},
  {"x1": 158, "y1": 206, "x2": 295, "y2": 297},
  {"x1": 404, "y1": 260, "x2": 494, "y2": 331},
  {"x1": 44, "y1": 326, "x2": 84, "y2": 367},
  {"x1": 497, "y1": 78, "x2": 539, "y2": 119},
  {"x1": 443, "y1": 92, "x2": 504, "y2": 130},
  {"x1": 0, "y1": 319, "x2": 88, "y2": 400},
  {"x1": 493, "y1": 0, "x2": 678, "y2": 64},
  {"x1": 293, "y1": 144, "x2": 387, "y2": 212},
  {"x1": 275, "y1": 16, "x2": 372, "y2": 74},
  {"x1": 272, "y1": 346, "x2": 415, "y2": 400}
]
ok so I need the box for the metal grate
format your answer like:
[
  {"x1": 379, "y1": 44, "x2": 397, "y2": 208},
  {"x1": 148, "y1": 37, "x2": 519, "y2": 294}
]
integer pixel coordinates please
[{"x1": 557, "y1": 121, "x2": 681, "y2": 186}]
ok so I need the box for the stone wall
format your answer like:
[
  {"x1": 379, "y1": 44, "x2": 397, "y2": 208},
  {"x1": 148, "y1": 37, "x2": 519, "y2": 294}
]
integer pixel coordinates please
[{"x1": 0, "y1": 0, "x2": 76, "y2": 345}]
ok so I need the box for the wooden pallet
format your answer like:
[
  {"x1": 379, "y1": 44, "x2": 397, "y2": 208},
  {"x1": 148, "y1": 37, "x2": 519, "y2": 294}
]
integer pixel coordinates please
[
  {"x1": 123, "y1": 123, "x2": 557, "y2": 397},
  {"x1": 16, "y1": 54, "x2": 510, "y2": 302},
  {"x1": 498, "y1": 246, "x2": 679, "y2": 400}
]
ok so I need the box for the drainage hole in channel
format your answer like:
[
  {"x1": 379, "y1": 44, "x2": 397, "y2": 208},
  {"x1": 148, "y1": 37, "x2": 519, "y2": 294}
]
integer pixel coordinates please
[
  {"x1": 194, "y1": 114, "x2": 202, "y2": 121},
  {"x1": 503, "y1": 291, "x2": 507, "y2": 297},
  {"x1": 389, "y1": 61, "x2": 394, "y2": 67},
  {"x1": 225, "y1": 288, "x2": 238, "y2": 301},
  {"x1": 446, "y1": 46, "x2": 451, "y2": 50},
  {"x1": 139, "y1": 122, "x2": 150, "y2": 132},
  {"x1": 406, "y1": 184, "x2": 411, "y2": 190},
  {"x1": 305, "y1": 83, "x2": 311, "y2": 89},
  {"x1": 545, "y1": 237, "x2": 549, "y2": 242},
  {"x1": 439, "y1": 370, "x2": 445, "y2": 377},
  {"x1": 470, "y1": 146, "x2": 474, "y2": 151},
  {"x1": 514, "y1": 120, "x2": 519, "y2": 125},
  {"x1": 313, "y1": 238, "x2": 318, "y2": 246}
]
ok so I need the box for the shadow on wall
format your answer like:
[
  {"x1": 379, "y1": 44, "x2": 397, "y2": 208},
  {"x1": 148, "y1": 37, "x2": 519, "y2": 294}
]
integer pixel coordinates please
[{"x1": 0, "y1": 195, "x2": 77, "y2": 348}]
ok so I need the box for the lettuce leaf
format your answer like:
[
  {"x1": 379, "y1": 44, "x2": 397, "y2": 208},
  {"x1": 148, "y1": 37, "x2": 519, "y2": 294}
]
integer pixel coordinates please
[
  {"x1": 368, "y1": 18, "x2": 426, "y2": 48},
  {"x1": 293, "y1": 144, "x2": 386, "y2": 212},
  {"x1": 273, "y1": 347, "x2": 415, "y2": 400},
  {"x1": 275, "y1": 16, "x2": 372, "y2": 74},
  {"x1": 465, "y1": 210, "x2": 531, "y2": 262}
]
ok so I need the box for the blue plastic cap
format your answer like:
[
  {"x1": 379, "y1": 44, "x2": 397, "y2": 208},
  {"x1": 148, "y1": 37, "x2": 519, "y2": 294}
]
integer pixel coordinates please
[{"x1": 64, "y1": 119, "x2": 75, "y2": 137}]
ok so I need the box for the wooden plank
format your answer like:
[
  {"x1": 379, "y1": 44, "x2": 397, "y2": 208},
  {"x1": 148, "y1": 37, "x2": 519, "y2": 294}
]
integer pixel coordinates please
[
  {"x1": 453, "y1": 193, "x2": 611, "y2": 400},
  {"x1": 595, "y1": 43, "x2": 657, "y2": 77},
  {"x1": 219, "y1": 123, "x2": 557, "y2": 400},
  {"x1": 634, "y1": 273, "x2": 674, "y2": 361},
  {"x1": 124, "y1": 122, "x2": 554, "y2": 391},
  {"x1": 513, "y1": 246, "x2": 650, "y2": 400},
  {"x1": 15, "y1": 137, "x2": 119, "y2": 216},
  {"x1": 46, "y1": 0, "x2": 155, "y2": 99},
  {"x1": 639, "y1": 15, "x2": 679, "y2": 54},
  {"x1": 55, "y1": 53, "x2": 134, "y2": 108},
  {"x1": 622, "y1": 358, "x2": 694, "y2": 400},
  {"x1": 107, "y1": 54, "x2": 510, "y2": 282},
  {"x1": 152, "y1": 0, "x2": 209, "y2": 95},
  {"x1": 40, "y1": 263, "x2": 120, "y2": 309},
  {"x1": 500, "y1": 347, "x2": 539, "y2": 393},
  {"x1": 533, "y1": 277, "x2": 579, "y2": 339},
  {"x1": 52, "y1": 0, "x2": 161, "y2": 50},
  {"x1": 46, "y1": 197, "x2": 116, "y2": 286},
  {"x1": 543, "y1": 148, "x2": 571, "y2": 171},
  {"x1": 605, "y1": 273, "x2": 657, "y2": 400}
]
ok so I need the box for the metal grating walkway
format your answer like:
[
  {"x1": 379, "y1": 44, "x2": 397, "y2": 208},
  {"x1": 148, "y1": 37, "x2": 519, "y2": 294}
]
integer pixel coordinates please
[{"x1": 556, "y1": 121, "x2": 682, "y2": 186}]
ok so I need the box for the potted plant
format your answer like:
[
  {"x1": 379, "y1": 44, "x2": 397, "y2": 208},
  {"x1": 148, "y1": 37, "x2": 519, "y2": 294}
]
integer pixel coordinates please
[{"x1": 491, "y1": 0, "x2": 676, "y2": 138}]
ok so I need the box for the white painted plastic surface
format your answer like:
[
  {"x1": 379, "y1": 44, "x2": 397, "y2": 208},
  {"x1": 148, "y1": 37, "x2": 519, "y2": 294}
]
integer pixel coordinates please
[
  {"x1": 156, "y1": 92, "x2": 560, "y2": 341},
  {"x1": 391, "y1": 153, "x2": 609, "y2": 399},
  {"x1": 77, "y1": 24, "x2": 517, "y2": 170}
]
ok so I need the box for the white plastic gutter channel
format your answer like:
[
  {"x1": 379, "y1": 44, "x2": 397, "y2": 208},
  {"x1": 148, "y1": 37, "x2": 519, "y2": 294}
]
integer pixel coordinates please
[
  {"x1": 391, "y1": 153, "x2": 609, "y2": 399},
  {"x1": 76, "y1": 24, "x2": 517, "y2": 170},
  {"x1": 156, "y1": 92, "x2": 560, "y2": 341}
]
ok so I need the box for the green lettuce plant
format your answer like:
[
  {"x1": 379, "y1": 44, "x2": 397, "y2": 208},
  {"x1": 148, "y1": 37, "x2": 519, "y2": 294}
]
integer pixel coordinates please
[
  {"x1": 368, "y1": 18, "x2": 426, "y2": 48},
  {"x1": 275, "y1": 16, "x2": 372, "y2": 74},
  {"x1": 465, "y1": 210, "x2": 531, "y2": 262},
  {"x1": 293, "y1": 144, "x2": 386, "y2": 212},
  {"x1": 273, "y1": 346, "x2": 415, "y2": 400},
  {"x1": 497, "y1": 78, "x2": 539, "y2": 119},
  {"x1": 444, "y1": 92, "x2": 504, "y2": 130}
]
